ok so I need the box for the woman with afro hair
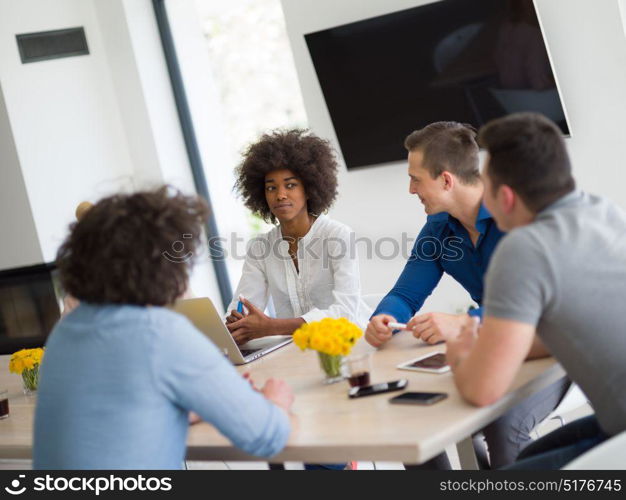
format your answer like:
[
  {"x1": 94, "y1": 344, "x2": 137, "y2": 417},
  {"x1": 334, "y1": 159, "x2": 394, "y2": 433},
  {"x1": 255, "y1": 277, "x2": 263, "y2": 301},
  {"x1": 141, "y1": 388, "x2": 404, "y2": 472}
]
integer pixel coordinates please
[{"x1": 225, "y1": 129, "x2": 370, "y2": 345}]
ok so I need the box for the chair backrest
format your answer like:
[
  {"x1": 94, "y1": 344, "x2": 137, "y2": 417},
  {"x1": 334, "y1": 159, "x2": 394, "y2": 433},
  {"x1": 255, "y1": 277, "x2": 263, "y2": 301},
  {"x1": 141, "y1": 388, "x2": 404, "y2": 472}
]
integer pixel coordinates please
[
  {"x1": 562, "y1": 430, "x2": 626, "y2": 469},
  {"x1": 361, "y1": 293, "x2": 386, "y2": 311},
  {"x1": 544, "y1": 383, "x2": 588, "y2": 422}
]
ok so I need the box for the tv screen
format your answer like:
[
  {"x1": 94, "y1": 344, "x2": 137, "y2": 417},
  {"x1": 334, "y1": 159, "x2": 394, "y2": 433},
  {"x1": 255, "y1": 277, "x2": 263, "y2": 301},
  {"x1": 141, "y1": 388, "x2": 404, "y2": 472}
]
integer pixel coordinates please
[{"x1": 305, "y1": 0, "x2": 569, "y2": 170}]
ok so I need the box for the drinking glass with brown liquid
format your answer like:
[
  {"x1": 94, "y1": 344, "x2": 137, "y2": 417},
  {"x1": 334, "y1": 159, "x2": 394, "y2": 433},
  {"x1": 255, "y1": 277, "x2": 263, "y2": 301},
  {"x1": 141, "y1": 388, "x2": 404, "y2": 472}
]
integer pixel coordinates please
[
  {"x1": 0, "y1": 390, "x2": 9, "y2": 419},
  {"x1": 346, "y1": 352, "x2": 373, "y2": 388}
]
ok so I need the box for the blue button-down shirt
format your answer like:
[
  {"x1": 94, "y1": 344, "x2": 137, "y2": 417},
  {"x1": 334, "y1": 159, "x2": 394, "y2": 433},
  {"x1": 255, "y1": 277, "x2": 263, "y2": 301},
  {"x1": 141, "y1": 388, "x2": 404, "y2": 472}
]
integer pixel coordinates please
[{"x1": 373, "y1": 204, "x2": 505, "y2": 323}]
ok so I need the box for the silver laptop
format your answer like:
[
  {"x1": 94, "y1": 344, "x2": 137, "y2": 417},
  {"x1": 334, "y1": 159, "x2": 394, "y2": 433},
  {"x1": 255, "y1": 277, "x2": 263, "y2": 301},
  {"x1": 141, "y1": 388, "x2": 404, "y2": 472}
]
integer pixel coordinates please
[{"x1": 173, "y1": 297, "x2": 292, "y2": 365}]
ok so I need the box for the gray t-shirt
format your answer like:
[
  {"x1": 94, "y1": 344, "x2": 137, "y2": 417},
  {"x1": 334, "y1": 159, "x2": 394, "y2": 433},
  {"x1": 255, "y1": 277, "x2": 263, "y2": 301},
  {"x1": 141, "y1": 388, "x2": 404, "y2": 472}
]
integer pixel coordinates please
[{"x1": 484, "y1": 190, "x2": 626, "y2": 436}]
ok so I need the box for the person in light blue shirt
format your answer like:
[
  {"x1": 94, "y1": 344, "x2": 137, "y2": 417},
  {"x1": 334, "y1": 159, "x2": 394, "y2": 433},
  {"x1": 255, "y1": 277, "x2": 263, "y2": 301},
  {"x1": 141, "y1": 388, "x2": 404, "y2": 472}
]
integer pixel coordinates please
[
  {"x1": 365, "y1": 122, "x2": 569, "y2": 469},
  {"x1": 34, "y1": 187, "x2": 293, "y2": 470}
]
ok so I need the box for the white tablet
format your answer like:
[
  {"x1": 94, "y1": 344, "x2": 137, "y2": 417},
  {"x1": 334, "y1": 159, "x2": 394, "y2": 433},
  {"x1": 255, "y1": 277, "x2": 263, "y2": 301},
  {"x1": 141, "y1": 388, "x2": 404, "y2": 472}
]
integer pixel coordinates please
[{"x1": 397, "y1": 351, "x2": 450, "y2": 374}]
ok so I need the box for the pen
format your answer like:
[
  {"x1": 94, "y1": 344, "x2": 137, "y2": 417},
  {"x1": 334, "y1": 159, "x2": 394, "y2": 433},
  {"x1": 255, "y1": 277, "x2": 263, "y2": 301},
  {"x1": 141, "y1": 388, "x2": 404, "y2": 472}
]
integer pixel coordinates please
[{"x1": 388, "y1": 321, "x2": 410, "y2": 330}]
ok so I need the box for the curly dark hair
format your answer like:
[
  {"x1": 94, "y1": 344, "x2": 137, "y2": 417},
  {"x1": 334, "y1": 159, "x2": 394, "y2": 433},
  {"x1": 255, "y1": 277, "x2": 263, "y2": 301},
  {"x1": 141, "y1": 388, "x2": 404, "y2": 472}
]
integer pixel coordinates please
[
  {"x1": 234, "y1": 129, "x2": 339, "y2": 223},
  {"x1": 57, "y1": 186, "x2": 209, "y2": 306}
]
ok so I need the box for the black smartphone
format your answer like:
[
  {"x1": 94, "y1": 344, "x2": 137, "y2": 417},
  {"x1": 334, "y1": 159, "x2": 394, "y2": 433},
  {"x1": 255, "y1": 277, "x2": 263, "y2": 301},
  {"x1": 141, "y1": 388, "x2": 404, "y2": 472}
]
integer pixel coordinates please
[
  {"x1": 348, "y1": 379, "x2": 408, "y2": 398},
  {"x1": 389, "y1": 391, "x2": 448, "y2": 405}
]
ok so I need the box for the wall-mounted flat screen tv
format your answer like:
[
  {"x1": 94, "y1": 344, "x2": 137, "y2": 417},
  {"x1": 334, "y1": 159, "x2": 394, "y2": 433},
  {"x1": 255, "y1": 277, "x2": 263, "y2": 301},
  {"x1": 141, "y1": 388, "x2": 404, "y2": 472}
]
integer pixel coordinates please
[{"x1": 305, "y1": 0, "x2": 569, "y2": 170}]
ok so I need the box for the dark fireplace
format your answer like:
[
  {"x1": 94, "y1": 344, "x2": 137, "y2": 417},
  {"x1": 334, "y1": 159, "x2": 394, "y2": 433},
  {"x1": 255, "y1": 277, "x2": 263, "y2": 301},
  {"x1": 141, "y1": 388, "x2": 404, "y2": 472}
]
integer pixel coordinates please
[{"x1": 0, "y1": 263, "x2": 60, "y2": 354}]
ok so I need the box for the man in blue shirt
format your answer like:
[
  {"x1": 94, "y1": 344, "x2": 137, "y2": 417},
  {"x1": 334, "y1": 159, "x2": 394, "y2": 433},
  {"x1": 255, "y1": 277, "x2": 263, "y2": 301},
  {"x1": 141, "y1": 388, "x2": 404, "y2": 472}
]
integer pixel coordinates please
[
  {"x1": 370, "y1": 201, "x2": 502, "y2": 342},
  {"x1": 365, "y1": 122, "x2": 569, "y2": 468},
  {"x1": 366, "y1": 122, "x2": 502, "y2": 345}
]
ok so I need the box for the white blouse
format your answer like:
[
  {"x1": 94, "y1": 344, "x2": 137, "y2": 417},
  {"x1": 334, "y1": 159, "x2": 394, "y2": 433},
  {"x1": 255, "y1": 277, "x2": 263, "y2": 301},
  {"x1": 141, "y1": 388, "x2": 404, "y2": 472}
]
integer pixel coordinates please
[{"x1": 227, "y1": 215, "x2": 371, "y2": 329}]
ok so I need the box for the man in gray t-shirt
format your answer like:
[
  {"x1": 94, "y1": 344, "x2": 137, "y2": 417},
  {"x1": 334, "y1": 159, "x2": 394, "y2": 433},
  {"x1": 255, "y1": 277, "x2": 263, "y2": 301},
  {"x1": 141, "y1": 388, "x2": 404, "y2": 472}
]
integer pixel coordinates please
[
  {"x1": 484, "y1": 190, "x2": 626, "y2": 438},
  {"x1": 447, "y1": 112, "x2": 624, "y2": 469}
]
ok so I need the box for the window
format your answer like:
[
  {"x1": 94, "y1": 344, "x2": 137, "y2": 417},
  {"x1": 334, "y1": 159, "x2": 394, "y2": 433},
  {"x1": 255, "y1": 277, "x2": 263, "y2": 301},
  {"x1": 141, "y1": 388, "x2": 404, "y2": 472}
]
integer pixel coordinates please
[{"x1": 193, "y1": 0, "x2": 308, "y2": 289}]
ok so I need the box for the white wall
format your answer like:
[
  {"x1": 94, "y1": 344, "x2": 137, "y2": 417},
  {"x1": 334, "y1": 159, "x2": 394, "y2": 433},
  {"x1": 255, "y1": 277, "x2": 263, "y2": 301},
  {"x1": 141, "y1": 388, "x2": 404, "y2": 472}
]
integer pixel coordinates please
[
  {"x1": 534, "y1": 0, "x2": 626, "y2": 199},
  {"x1": 93, "y1": 0, "x2": 223, "y2": 304},
  {"x1": 165, "y1": 0, "x2": 256, "y2": 294},
  {"x1": 0, "y1": 0, "x2": 138, "y2": 263},
  {"x1": 0, "y1": 81, "x2": 42, "y2": 269},
  {"x1": 281, "y1": 0, "x2": 472, "y2": 312},
  {"x1": 281, "y1": 0, "x2": 626, "y2": 313},
  {"x1": 0, "y1": 0, "x2": 221, "y2": 303}
]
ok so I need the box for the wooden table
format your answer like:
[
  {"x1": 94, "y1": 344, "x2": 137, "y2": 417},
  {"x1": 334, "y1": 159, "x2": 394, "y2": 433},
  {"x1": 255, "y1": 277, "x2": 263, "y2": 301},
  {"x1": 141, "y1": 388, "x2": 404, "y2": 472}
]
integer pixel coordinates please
[{"x1": 0, "y1": 332, "x2": 565, "y2": 465}]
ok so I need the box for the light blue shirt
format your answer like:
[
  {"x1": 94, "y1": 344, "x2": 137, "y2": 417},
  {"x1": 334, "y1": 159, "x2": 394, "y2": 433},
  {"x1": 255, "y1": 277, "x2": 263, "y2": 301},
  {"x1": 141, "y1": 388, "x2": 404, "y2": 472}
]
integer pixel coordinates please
[{"x1": 33, "y1": 304, "x2": 290, "y2": 469}]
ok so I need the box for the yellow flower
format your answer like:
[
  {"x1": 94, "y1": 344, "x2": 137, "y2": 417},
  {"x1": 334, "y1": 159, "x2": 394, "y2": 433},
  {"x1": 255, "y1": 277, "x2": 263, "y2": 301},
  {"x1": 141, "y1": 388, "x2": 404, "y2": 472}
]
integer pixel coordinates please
[
  {"x1": 292, "y1": 318, "x2": 363, "y2": 356},
  {"x1": 293, "y1": 330, "x2": 307, "y2": 350},
  {"x1": 9, "y1": 348, "x2": 44, "y2": 375},
  {"x1": 22, "y1": 357, "x2": 35, "y2": 371},
  {"x1": 309, "y1": 336, "x2": 322, "y2": 352},
  {"x1": 9, "y1": 357, "x2": 23, "y2": 374}
]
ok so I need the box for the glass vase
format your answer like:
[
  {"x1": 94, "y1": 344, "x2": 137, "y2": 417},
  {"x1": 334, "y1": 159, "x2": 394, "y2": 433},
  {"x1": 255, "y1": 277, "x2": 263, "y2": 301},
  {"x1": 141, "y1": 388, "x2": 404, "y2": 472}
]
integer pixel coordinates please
[
  {"x1": 21, "y1": 366, "x2": 39, "y2": 395},
  {"x1": 317, "y1": 352, "x2": 345, "y2": 384}
]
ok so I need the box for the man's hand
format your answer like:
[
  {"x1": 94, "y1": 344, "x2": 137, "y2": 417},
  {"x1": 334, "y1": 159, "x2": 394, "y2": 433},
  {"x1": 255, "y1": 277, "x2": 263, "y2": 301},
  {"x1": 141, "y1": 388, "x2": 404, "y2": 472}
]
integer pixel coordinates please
[
  {"x1": 449, "y1": 316, "x2": 537, "y2": 407},
  {"x1": 408, "y1": 312, "x2": 469, "y2": 344},
  {"x1": 364, "y1": 314, "x2": 397, "y2": 347},
  {"x1": 261, "y1": 378, "x2": 294, "y2": 414},
  {"x1": 446, "y1": 315, "x2": 480, "y2": 370},
  {"x1": 226, "y1": 297, "x2": 271, "y2": 345}
]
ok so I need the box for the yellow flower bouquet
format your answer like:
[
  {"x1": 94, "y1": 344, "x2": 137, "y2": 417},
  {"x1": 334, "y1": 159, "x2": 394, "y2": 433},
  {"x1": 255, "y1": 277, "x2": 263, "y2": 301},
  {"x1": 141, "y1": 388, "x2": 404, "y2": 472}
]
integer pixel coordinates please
[
  {"x1": 293, "y1": 318, "x2": 363, "y2": 383},
  {"x1": 9, "y1": 348, "x2": 44, "y2": 393}
]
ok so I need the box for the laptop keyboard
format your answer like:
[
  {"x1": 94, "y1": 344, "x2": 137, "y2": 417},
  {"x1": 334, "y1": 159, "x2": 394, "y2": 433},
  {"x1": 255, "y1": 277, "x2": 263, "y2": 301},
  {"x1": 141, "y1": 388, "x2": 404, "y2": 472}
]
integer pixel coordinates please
[{"x1": 240, "y1": 348, "x2": 261, "y2": 357}]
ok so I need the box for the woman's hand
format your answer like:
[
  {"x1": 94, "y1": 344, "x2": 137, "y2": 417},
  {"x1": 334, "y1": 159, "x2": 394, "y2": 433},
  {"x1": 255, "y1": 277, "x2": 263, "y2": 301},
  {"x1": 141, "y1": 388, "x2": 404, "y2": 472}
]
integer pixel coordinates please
[
  {"x1": 225, "y1": 297, "x2": 272, "y2": 345},
  {"x1": 261, "y1": 378, "x2": 294, "y2": 414},
  {"x1": 242, "y1": 372, "x2": 260, "y2": 391},
  {"x1": 225, "y1": 310, "x2": 244, "y2": 324}
]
